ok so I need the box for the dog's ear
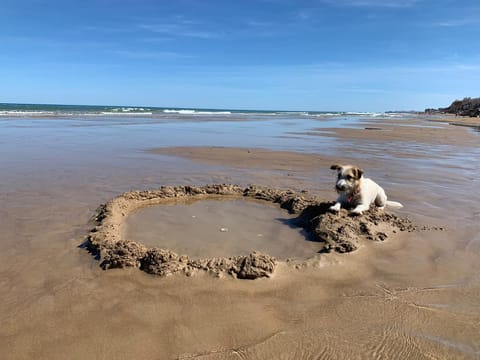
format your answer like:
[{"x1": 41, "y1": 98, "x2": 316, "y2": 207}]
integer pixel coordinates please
[
  {"x1": 353, "y1": 167, "x2": 364, "y2": 179},
  {"x1": 330, "y1": 164, "x2": 342, "y2": 171}
]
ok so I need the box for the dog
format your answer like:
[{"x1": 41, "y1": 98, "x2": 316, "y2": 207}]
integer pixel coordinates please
[{"x1": 329, "y1": 164, "x2": 403, "y2": 215}]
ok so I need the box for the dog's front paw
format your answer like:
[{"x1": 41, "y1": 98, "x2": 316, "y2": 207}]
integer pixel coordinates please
[
  {"x1": 329, "y1": 203, "x2": 341, "y2": 212},
  {"x1": 350, "y1": 205, "x2": 368, "y2": 215},
  {"x1": 349, "y1": 210, "x2": 363, "y2": 216}
]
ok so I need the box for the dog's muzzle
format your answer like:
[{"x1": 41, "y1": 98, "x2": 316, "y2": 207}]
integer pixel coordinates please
[{"x1": 335, "y1": 179, "x2": 348, "y2": 192}]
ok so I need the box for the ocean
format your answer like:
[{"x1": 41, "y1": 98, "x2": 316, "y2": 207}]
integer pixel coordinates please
[
  {"x1": 0, "y1": 102, "x2": 392, "y2": 118},
  {"x1": 0, "y1": 102, "x2": 417, "y2": 164}
]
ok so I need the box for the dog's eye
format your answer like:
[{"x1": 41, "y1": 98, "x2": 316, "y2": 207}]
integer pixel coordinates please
[{"x1": 346, "y1": 175, "x2": 353, "y2": 180}]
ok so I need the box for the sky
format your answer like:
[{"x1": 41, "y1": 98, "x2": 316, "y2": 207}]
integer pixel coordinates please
[{"x1": 1, "y1": 0, "x2": 479, "y2": 111}]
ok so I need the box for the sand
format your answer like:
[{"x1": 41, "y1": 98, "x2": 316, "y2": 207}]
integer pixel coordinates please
[
  {"x1": 1, "y1": 113, "x2": 480, "y2": 359},
  {"x1": 149, "y1": 147, "x2": 335, "y2": 172},
  {"x1": 86, "y1": 184, "x2": 433, "y2": 279},
  {"x1": 428, "y1": 113, "x2": 480, "y2": 130}
]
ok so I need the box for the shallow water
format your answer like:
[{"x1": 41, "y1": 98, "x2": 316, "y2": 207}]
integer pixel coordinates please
[
  {"x1": 0, "y1": 112, "x2": 479, "y2": 359},
  {"x1": 125, "y1": 198, "x2": 317, "y2": 259}
]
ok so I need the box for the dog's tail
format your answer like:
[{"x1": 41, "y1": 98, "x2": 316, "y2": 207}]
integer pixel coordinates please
[{"x1": 386, "y1": 200, "x2": 403, "y2": 209}]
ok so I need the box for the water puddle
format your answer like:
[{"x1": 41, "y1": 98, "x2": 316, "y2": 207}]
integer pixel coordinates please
[{"x1": 124, "y1": 198, "x2": 320, "y2": 259}]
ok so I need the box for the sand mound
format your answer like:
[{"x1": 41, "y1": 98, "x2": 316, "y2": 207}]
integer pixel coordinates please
[{"x1": 84, "y1": 184, "x2": 438, "y2": 279}]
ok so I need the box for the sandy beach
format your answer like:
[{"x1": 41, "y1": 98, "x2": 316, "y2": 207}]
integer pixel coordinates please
[{"x1": 1, "y1": 113, "x2": 479, "y2": 359}]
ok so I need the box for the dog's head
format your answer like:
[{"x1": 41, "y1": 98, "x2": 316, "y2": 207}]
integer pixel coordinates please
[{"x1": 330, "y1": 164, "x2": 363, "y2": 194}]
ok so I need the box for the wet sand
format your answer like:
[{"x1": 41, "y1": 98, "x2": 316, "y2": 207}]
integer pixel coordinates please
[
  {"x1": 1, "y1": 114, "x2": 479, "y2": 359},
  {"x1": 311, "y1": 116, "x2": 480, "y2": 147},
  {"x1": 149, "y1": 146, "x2": 334, "y2": 172},
  {"x1": 427, "y1": 113, "x2": 480, "y2": 130}
]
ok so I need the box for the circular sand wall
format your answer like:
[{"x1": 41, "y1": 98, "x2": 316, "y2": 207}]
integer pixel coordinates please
[{"x1": 84, "y1": 184, "x2": 432, "y2": 279}]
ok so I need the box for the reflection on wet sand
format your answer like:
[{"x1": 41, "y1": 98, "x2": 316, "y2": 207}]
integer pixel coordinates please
[{"x1": 0, "y1": 113, "x2": 479, "y2": 359}]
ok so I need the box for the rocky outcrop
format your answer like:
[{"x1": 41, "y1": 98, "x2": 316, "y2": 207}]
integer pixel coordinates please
[{"x1": 426, "y1": 97, "x2": 480, "y2": 117}]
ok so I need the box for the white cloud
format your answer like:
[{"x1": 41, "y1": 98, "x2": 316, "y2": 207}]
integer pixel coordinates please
[
  {"x1": 432, "y1": 18, "x2": 478, "y2": 27},
  {"x1": 246, "y1": 20, "x2": 274, "y2": 27},
  {"x1": 114, "y1": 50, "x2": 193, "y2": 59},
  {"x1": 139, "y1": 22, "x2": 221, "y2": 39},
  {"x1": 320, "y1": 0, "x2": 421, "y2": 8},
  {"x1": 80, "y1": 25, "x2": 135, "y2": 33}
]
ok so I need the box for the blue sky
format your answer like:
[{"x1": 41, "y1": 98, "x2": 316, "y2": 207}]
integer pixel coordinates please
[{"x1": 1, "y1": 0, "x2": 479, "y2": 111}]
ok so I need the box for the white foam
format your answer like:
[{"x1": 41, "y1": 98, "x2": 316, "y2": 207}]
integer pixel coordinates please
[
  {"x1": 110, "y1": 107, "x2": 151, "y2": 112},
  {"x1": 281, "y1": 111, "x2": 308, "y2": 115},
  {"x1": 305, "y1": 112, "x2": 341, "y2": 117},
  {"x1": 303, "y1": 111, "x2": 389, "y2": 118},
  {"x1": 0, "y1": 110, "x2": 56, "y2": 116},
  {"x1": 345, "y1": 111, "x2": 376, "y2": 116},
  {"x1": 163, "y1": 109, "x2": 232, "y2": 115},
  {"x1": 100, "y1": 111, "x2": 153, "y2": 115}
]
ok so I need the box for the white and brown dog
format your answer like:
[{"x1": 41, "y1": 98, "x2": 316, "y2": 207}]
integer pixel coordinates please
[{"x1": 329, "y1": 164, "x2": 403, "y2": 215}]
